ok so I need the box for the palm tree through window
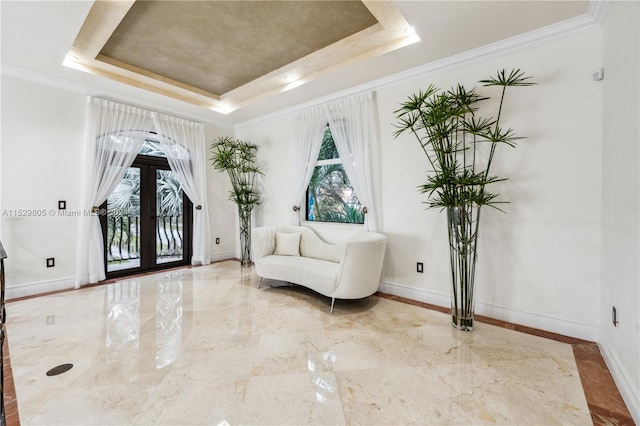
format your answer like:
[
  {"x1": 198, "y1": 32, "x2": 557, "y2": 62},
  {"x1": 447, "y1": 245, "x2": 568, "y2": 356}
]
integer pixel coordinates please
[{"x1": 306, "y1": 125, "x2": 364, "y2": 224}]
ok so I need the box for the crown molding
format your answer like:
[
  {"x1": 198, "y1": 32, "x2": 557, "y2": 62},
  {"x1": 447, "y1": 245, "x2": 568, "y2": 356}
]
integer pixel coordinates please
[
  {"x1": 0, "y1": 63, "x2": 234, "y2": 130},
  {"x1": 235, "y1": 0, "x2": 608, "y2": 130},
  {"x1": 1, "y1": 63, "x2": 90, "y2": 96},
  {"x1": 588, "y1": 0, "x2": 612, "y2": 28}
]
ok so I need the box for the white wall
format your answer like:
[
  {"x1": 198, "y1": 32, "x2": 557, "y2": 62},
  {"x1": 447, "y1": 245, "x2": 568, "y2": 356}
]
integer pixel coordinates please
[
  {"x1": 236, "y1": 115, "x2": 296, "y2": 230},
  {"x1": 1, "y1": 76, "x2": 85, "y2": 294},
  {"x1": 0, "y1": 75, "x2": 235, "y2": 297},
  {"x1": 204, "y1": 126, "x2": 238, "y2": 262},
  {"x1": 380, "y1": 31, "x2": 603, "y2": 338},
  {"x1": 600, "y1": 1, "x2": 640, "y2": 422},
  {"x1": 236, "y1": 29, "x2": 604, "y2": 339}
]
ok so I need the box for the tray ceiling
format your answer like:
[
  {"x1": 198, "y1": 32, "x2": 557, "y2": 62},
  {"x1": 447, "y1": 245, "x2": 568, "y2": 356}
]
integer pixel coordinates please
[{"x1": 64, "y1": 0, "x2": 419, "y2": 114}]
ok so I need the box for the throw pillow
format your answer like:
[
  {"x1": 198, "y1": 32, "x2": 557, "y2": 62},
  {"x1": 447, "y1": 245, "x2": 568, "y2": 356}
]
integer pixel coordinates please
[{"x1": 274, "y1": 232, "x2": 301, "y2": 256}]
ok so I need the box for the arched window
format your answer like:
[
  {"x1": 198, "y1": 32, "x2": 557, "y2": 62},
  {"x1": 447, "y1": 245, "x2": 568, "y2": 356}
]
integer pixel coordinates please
[{"x1": 306, "y1": 125, "x2": 364, "y2": 224}]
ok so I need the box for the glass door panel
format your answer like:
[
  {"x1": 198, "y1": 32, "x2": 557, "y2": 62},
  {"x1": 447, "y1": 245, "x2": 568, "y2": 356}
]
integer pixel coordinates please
[
  {"x1": 106, "y1": 167, "x2": 141, "y2": 272},
  {"x1": 155, "y1": 169, "x2": 185, "y2": 265},
  {"x1": 103, "y1": 153, "x2": 192, "y2": 279}
]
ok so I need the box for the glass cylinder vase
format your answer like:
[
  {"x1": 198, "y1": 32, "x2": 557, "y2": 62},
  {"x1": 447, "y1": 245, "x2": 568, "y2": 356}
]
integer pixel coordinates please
[
  {"x1": 238, "y1": 205, "x2": 253, "y2": 267},
  {"x1": 446, "y1": 204, "x2": 481, "y2": 331}
]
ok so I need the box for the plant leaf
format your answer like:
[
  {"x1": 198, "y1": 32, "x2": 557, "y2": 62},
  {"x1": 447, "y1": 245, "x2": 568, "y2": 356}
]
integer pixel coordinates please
[{"x1": 480, "y1": 68, "x2": 536, "y2": 87}]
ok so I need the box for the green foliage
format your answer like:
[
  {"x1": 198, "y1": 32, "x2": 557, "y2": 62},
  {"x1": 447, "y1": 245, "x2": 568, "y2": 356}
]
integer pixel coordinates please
[
  {"x1": 317, "y1": 125, "x2": 339, "y2": 160},
  {"x1": 317, "y1": 206, "x2": 365, "y2": 224},
  {"x1": 393, "y1": 69, "x2": 534, "y2": 210},
  {"x1": 210, "y1": 136, "x2": 264, "y2": 208},
  {"x1": 108, "y1": 168, "x2": 184, "y2": 218},
  {"x1": 156, "y1": 170, "x2": 183, "y2": 216},
  {"x1": 307, "y1": 127, "x2": 364, "y2": 224},
  {"x1": 343, "y1": 204, "x2": 365, "y2": 224},
  {"x1": 107, "y1": 168, "x2": 140, "y2": 217}
]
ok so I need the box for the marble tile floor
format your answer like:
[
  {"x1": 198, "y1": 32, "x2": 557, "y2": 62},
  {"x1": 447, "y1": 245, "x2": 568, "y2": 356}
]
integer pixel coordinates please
[{"x1": 3, "y1": 260, "x2": 634, "y2": 425}]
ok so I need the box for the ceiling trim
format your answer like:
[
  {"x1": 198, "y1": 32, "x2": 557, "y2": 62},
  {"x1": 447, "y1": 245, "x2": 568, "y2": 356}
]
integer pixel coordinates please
[
  {"x1": 64, "y1": 0, "x2": 418, "y2": 115},
  {"x1": 588, "y1": 0, "x2": 612, "y2": 27},
  {"x1": 0, "y1": 64, "x2": 234, "y2": 130},
  {"x1": 235, "y1": 1, "x2": 607, "y2": 130}
]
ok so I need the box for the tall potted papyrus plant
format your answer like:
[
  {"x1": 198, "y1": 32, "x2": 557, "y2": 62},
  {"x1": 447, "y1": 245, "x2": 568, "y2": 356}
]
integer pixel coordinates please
[
  {"x1": 394, "y1": 69, "x2": 534, "y2": 330},
  {"x1": 210, "y1": 136, "x2": 263, "y2": 266}
]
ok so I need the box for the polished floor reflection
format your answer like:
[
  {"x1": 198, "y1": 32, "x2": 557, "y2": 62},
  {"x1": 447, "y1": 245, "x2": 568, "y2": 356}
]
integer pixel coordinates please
[{"x1": 6, "y1": 261, "x2": 598, "y2": 424}]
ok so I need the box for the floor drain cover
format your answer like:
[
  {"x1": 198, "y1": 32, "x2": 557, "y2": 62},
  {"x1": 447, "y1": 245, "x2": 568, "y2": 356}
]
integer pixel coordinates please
[{"x1": 46, "y1": 363, "x2": 73, "y2": 376}]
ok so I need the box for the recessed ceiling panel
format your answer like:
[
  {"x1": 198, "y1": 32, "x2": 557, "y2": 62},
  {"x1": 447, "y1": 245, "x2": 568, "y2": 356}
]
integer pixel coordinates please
[
  {"x1": 100, "y1": 1, "x2": 379, "y2": 95},
  {"x1": 65, "y1": 0, "x2": 419, "y2": 113}
]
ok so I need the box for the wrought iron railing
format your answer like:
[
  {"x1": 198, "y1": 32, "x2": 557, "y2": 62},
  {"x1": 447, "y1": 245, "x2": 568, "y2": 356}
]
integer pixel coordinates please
[
  {"x1": 108, "y1": 216, "x2": 140, "y2": 261},
  {"x1": 107, "y1": 214, "x2": 184, "y2": 263},
  {"x1": 156, "y1": 215, "x2": 183, "y2": 258}
]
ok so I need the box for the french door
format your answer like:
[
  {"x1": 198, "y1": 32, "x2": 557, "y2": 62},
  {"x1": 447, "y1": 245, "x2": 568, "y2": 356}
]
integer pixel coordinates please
[{"x1": 101, "y1": 155, "x2": 192, "y2": 278}]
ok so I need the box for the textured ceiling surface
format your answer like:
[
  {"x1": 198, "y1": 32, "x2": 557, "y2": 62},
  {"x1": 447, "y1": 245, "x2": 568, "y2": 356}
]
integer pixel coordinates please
[
  {"x1": 67, "y1": 0, "x2": 414, "y2": 113},
  {"x1": 100, "y1": 1, "x2": 379, "y2": 95}
]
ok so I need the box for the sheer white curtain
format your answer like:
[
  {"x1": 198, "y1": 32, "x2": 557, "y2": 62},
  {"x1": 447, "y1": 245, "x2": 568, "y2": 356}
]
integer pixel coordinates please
[
  {"x1": 326, "y1": 92, "x2": 380, "y2": 231},
  {"x1": 152, "y1": 113, "x2": 211, "y2": 265},
  {"x1": 75, "y1": 98, "x2": 153, "y2": 287},
  {"x1": 289, "y1": 106, "x2": 326, "y2": 225}
]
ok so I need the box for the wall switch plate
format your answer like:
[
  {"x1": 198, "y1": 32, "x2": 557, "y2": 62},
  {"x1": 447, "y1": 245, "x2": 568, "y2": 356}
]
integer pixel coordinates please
[
  {"x1": 215, "y1": 237, "x2": 220, "y2": 244},
  {"x1": 46, "y1": 258, "x2": 55, "y2": 268},
  {"x1": 416, "y1": 262, "x2": 423, "y2": 273}
]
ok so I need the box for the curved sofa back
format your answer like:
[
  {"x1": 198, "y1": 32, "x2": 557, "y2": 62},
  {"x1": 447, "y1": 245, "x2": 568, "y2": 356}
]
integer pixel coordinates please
[{"x1": 252, "y1": 226, "x2": 344, "y2": 263}]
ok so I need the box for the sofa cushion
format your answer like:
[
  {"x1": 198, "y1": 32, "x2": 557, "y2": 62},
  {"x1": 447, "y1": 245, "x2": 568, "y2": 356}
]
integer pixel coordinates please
[
  {"x1": 255, "y1": 255, "x2": 340, "y2": 296},
  {"x1": 274, "y1": 232, "x2": 300, "y2": 256}
]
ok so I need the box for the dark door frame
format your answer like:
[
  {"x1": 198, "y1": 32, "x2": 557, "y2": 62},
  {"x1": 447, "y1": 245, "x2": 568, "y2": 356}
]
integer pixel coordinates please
[{"x1": 100, "y1": 154, "x2": 193, "y2": 279}]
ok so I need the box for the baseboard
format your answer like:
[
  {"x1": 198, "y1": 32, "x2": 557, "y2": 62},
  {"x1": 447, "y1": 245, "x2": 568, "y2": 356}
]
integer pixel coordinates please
[
  {"x1": 210, "y1": 251, "x2": 236, "y2": 263},
  {"x1": 5, "y1": 277, "x2": 76, "y2": 300},
  {"x1": 382, "y1": 281, "x2": 450, "y2": 307},
  {"x1": 6, "y1": 258, "x2": 236, "y2": 300},
  {"x1": 382, "y1": 281, "x2": 599, "y2": 341},
  {"x1": 599, "y1": 341, "x2": 640, "y2": 424}
]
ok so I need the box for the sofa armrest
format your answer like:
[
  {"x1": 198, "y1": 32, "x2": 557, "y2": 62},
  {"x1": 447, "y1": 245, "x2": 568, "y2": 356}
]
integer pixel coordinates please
[
  {"x1": 251, "y1": 226, "x2": 276, "y2": 261},
  {"x1": 332, "y1": 232, "x2": 387, "y2": 299}
]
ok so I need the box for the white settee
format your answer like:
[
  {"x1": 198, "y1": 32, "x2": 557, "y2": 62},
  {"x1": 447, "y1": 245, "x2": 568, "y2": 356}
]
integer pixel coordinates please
[{"x1": 252, "y1": 226, "x2": 387, "y2": 312}]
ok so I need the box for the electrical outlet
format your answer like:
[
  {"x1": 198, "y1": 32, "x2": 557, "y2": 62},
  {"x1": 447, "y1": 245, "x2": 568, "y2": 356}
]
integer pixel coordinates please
[
  {"x1": 416, "y1": 262, "x2": 423, "y2": 273},
  {"x1": 215, "y1": 237, "x2": 220, "y2": 244},
  {"x1": 46, "y1": 258, "x2": 55, "y2": 268},
  {"x1": 612, "y1": 306, "x2": 618, "y2": 327},
  {"x1": 593, "y1": 68, "x2": 604, "y2": 81}
]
